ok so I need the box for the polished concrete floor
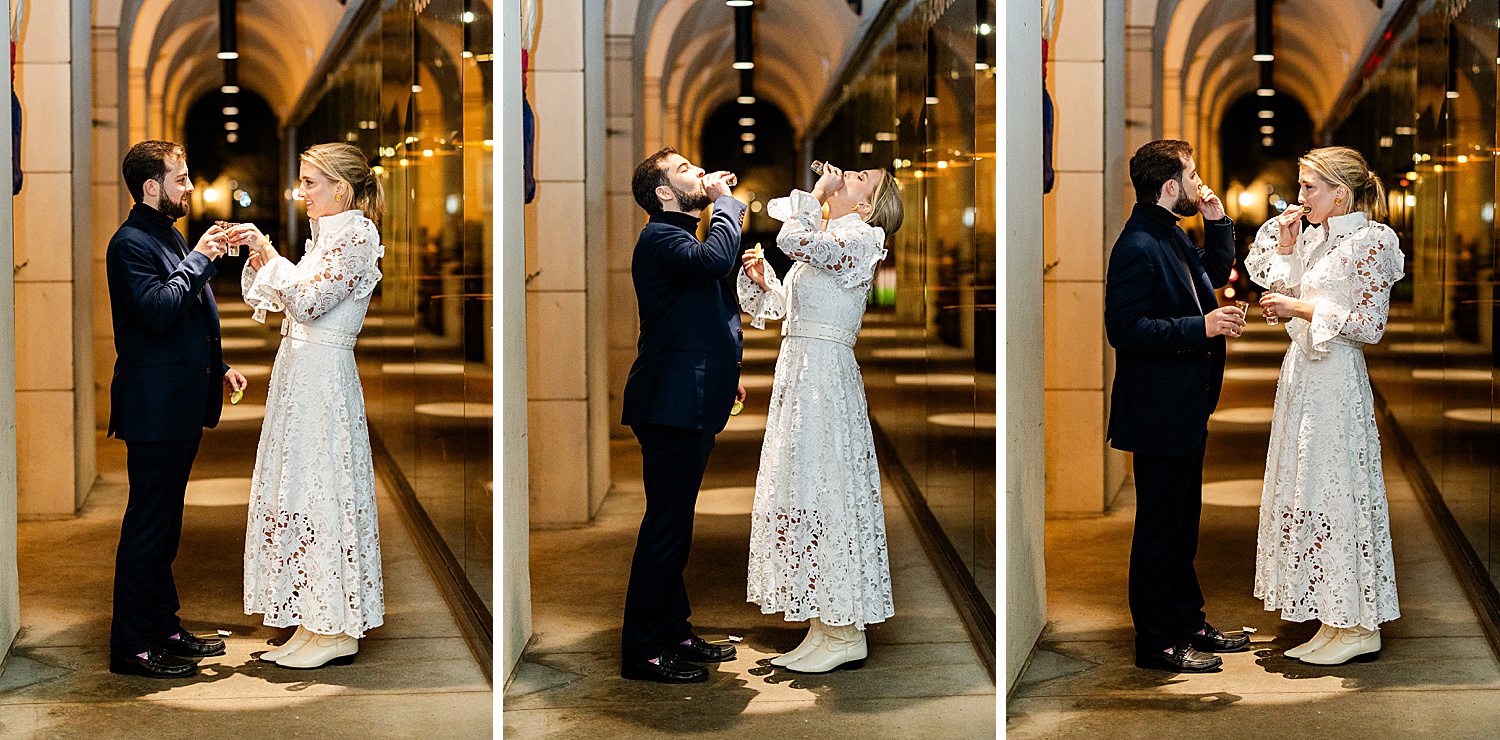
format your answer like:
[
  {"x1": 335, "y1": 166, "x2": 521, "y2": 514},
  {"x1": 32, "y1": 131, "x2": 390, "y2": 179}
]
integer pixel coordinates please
[
  {"x1": 0, "y1": 297, "x2": 491, "y2": 739},
  {"x1": 504, "y1": 321, "x2": 997, "y2": 738},
  {"x1": 1008, "y1": 317, "x2": 1500, "y2": 738}
]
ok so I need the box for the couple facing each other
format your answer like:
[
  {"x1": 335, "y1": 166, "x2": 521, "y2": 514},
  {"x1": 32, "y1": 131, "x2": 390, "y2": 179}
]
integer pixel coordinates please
[
  {"x1": 106, "y1": 139, "x2": 386, "y2": 678},
  {"x1": 619, "y1": 147, "x2": 903, "y2": 683},
  {"x1": 1107, "y1": 140, "x2": 1402, "y2": 673}
]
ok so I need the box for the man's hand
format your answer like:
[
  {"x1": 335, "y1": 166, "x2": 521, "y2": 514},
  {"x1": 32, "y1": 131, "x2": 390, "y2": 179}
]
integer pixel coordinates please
[
  {"x1": 1197, "y1": 184, "x2": 1226, "y2": 221},
  {"x1": 223, "y1": 368, "x2": 248, "y2": 393},
  {"x1": 1205, "y1": 305, "x2": 1246, "y2": 338},
  {"x1": 704, "y1": 171, "x2": 736, "y2": 201},
  {"x1": 812, "y1": 164, "x2": 844, "y2": 203},
  {"x1": 736, "y1": 384, "x2": 747, "y2": 404},
  {"x1": 193, "y1": 224, "x2": 228, "y2": 260}
]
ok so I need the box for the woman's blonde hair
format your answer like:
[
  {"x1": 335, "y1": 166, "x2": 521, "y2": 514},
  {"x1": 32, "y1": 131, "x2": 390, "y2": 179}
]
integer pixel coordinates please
[
  {"x1": 1298, "y1": 146, "x2": 1386, "y2": 221},
  {"x1": 301, "y1": 143, "x2": 385, "y2": 225},
  {"x1": 864, "y1": 169, "x2": 904, "y2": 234}
]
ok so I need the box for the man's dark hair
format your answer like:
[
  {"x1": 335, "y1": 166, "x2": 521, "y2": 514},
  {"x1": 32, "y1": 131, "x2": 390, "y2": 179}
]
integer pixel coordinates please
[
  {"x1": 631, "y1": 146, "x2": 679, "y2": 215},
  {"x1": 1129, "y1": 139, "x2": 1193, "y2": 205},
  {"x1": 122, "y1": 140, "x2": 186, "y2": 204}
]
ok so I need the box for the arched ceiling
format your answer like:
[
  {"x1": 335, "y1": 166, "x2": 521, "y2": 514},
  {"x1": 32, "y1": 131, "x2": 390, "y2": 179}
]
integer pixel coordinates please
[
  {"x1": 1158, "y1": 0, "x2": 1386, "y2": 136},
  {"x1": 632, "y1": 0, "x2": 864, "y2": 147},
  {"x1": 118, "y1": 0, "x2": 349, "y2": 138}
]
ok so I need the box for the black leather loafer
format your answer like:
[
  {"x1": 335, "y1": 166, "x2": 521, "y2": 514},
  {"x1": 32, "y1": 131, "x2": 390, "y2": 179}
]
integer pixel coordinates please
[
  {"x1": 1188, "y1": 623, "x2": 1250, "y2": 653},
  {"x1": 1135, "y1": 642, "x2": 1223, "y2": 673},
  {"x1": 666, "y1": 635, "x2": 736, "y2": 663},
  {"x1": 620, "y1": 653, "x2": 709, "y2": 683},
  {"x1": 109, "y1": 646, "x2": 199, "y2": 678},
  {"x1": 159, "y1": 631, "x2": 226, "y2": 659}
]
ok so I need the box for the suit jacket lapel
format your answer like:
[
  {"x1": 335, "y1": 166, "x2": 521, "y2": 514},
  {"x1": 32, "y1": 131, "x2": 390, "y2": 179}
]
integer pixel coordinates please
[{"x1": 1151, "y1": 226, "x2": 1204, "y2": 312}]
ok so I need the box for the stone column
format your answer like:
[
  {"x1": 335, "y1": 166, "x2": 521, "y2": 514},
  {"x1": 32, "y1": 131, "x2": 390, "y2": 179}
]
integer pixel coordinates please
[
  {"x1": 91, "y1": 11, "x2": 126, "y2": 435},
  {"x1": 605, "y1": 31, "x2": 639, "y2": 441},
  {"x1": 1042, "y1": 0, "x2": 1127, "y2": 515},
  {"x1": 1004, "y1": 0, "x2": 1046, "y2": 696},
  {"x1": 13, "y1": 0, "x2": 94, "y2": 517},
  {"x1": 525, "y1": 0, "x2": 611, "y2": 526},
  {"x1": 0, "y1": 0, "x2": 19, "y2": 664},
  {"x1": 501, "y1": 0, "x2": 532, "y2": 684}
]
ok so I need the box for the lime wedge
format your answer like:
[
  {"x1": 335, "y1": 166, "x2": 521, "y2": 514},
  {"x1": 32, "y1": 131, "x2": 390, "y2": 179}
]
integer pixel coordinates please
[
  {"x1": 230, "y1": 389, "x2": 244, "y2": 405},
  {"x1": 730, "y1": 400, "x2": 744, "y2": 416}
]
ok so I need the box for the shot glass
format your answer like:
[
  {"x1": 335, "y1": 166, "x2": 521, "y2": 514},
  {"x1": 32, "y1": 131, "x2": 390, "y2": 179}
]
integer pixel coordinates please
[
  {"x1": 1234, "y1": 300, "x2": 1249, "y2": 336},
  {"x1": 1262, "y1": 292, "x2": 1280, "y2": 325},
  {"x1": 215, "y1": 220, "x2": 242, "y2": 257}
]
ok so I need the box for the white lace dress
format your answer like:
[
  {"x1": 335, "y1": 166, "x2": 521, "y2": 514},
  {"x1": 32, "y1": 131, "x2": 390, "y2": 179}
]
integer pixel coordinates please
[
  {"x1": 1245, "y1": 210, "x2": 1402, "y2": 629},
  {"x1": 738, "y1": 189, "x2": 895, "y2": 629},
  {"x1": 240, "y1": 208, "x2": 386, "y2": 638}
]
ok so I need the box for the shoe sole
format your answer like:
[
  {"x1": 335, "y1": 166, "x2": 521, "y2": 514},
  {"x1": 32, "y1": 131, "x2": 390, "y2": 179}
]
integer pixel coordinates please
[
  {"x1": 1300, "y1": 650, "x2": 1380, "y2": 666},
  {"x1": 276, "y1": 654, "x2": 357, "y2": 670},
  {"x1": 1134, "y1": 659, "x2": 1222, "y2": 672},
  {"x1": 162, "y1": 649, "x2": 226, "y2": 660},
  {"x1": 619, "y1": 667, "x2": 709, "y2": 683},
  {"x1": 108, "y1": 661, "x2": 197, "y2": 679},
  {"x1": 783, "y1": 658, "x2": 866, "y2": 674}
]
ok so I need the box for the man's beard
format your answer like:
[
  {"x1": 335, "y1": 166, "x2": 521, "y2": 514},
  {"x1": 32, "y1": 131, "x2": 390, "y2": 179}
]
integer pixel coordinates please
[
  {"x1": 158, "y1": 188, "x2": 189, "y2": 219},
  {"x1": 671, "y1": 181, "x2": 711, "y2": 212},
  {"x1": 1170, "y1": 182, "x2": 1200, "y2": 218}
]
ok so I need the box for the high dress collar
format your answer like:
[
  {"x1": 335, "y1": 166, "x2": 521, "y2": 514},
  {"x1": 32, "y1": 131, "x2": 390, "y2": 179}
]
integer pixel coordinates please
[
  {"x1": 1318, "y1": 210, "x2": 1368, "y2": 240},
  {"x1": 311, "y1": 208, "x2": 363, "y2": 240}
]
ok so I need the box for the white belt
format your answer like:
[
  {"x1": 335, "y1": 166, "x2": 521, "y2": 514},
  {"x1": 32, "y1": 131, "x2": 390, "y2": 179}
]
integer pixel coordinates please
[
  {"x1": 281, "y1": 318, "x2": 357, "y2": 350},
  {"x1": 781, "y1": 319, "x2": 856, "y2": 349}
]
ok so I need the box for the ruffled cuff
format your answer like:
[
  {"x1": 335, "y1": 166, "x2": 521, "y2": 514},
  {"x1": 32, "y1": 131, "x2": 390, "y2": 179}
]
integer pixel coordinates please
[
  {"x1": 1288, "y1": 298, "x2": 1349, "y2": 360},
  {"x1": 766, "y1": 189, "x2": 822, "y2": 230},
  {"x1": 242, "y1": 256, "x2": 295, "y2": 324},
  {"x1": 736, "y1": 266, "x2": 786, "y2": 329}
]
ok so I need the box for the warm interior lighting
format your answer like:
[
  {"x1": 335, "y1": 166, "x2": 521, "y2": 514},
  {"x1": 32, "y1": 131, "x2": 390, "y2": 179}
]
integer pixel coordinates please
[
  {"x1": 1252, "y1": 53, "x2": 1274, "y2": 62},
  {"x1": 925, "y1": 96, "x2": 940, "y2": 105},
  {"x1": 726, "y1": 0, "x2": 753, "y2": 6},
  {"x1": 1259, "y1": 125, "x2": 1275, "y2": 135},
  {"x1": 203, "y1": 188, "x2": 221, "y2": 203},
  {"x1": 423, "y1": 149, "x2": 434, "y2": 157},
  {"x1": 1258, "y1": 110, "x2": 1274, "y2": 119},
  {"x1": 738, "y1": 117, "x2": 755, "y2": 126},
  {"x1": 1262, "y1": 136, "x2": 1274, "y2": 146},
  {"x1": 732, "y1": 61, "x2": 754, "y2": 70},
  {"x1": 225, "y1": 133, "x2": 238, "y2": 143},
  {"x1": 1256, "y1": 88, "x2": 1275, "y2": 96},
  {"x1": 412, "y1": 84, "x2": 424, "y2": 93},
  {"x1": 737, "y1": 95, "x2": 756, "y2": 104},
  {"x1": 462, "y1": 11, "x2": 476, "y2": 22},
  {"x1": 742, "y1": 143, "x2": 755, "y2": 154},
  {"x1": 225, "y1": 122, "x2": 240, "y2": 131},
  {"x1": 1239, "y1": 191, "x2": 1258, "y2": 208},
  {"x1": 1458, "y1": 154, "x2": 1470, "y2": 164},
  {"x1": 741, "y1": 132, "x2": 755, "y2": 142},
  {"x1": 217, "y1": 51, "x2": 239, "y2": 60},
  {"x1": 975, "y1": 62, "x2": 990, "y2": 71},
  {"x1": 399, "y1": 158, "x2": 410, "y2": 167},
  {"x1": 223, "y1": 106, "x2": 239, "y2": 115},
  {"x1": 221, "y1": 85, "x2": 240, "y2": 94}
]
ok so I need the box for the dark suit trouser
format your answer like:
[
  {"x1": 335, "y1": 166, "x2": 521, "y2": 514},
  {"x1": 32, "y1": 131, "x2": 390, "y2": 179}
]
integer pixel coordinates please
[
  {"x1": 1129, "y1": 435, "x2": 1208, "y2": 654},
  {"x1": 110, "y1": 435, "x2": 201, "y2": 656},
  {"x1": 622, "y1": 423, "x2": 717, "y2": 662}
]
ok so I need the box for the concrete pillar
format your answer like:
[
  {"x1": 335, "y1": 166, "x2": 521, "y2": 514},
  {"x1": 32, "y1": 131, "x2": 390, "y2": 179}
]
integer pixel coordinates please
[
  {"x1": 1042, "y1": 0, "x2": 1127, "y2": 515},
  {"x1": 13, "y1": 0, "x2": 95, "y2": 518},
  {"x1": 525, "y1": 0, "x2": 611, "y2": 527},
  {"x1": 605, "y1": 32, "x2": 640, "y2": 441},
  {"x1": 0, "y1": 0, "x2": 19, "y2": 665},
  {"x1": 502, "y1": 0, "x2": 533, "y2": 685},
  {"x1": 1005, "y1": 0, "x2": 1046, "y2": 696},
  {"x1": 91, "y1": 16, "x2": 124, "y2": 435}
]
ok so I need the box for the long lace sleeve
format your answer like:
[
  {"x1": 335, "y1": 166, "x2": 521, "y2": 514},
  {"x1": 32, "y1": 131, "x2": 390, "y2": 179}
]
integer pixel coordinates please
[
  {"x1": 737, "y1": 261, "x2": 787, "y2": 329},
  {"x1": 243, "y1": 220, "x2": 384, "y2": 324},
  {"x1": 767, "y1": 189, "x2": 887, "y2": 289},
  {"x1": 1244, "y1": 216, "x2": 1303, "y2": 295},
  {"x1": 1308, "y1": 225, "x2": 1404, "y2": 350}
]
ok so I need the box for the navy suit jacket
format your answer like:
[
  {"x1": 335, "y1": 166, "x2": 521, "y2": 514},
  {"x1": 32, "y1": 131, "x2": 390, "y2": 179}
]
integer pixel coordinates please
[
  {"x1": 1105, "y1": 203, "x2": 1235, "y2": 456},
  {"x1": 621, "y1": 196, "x2": 746, "y2": 432},
  {"x1": 106, "y1": 204, "x2": 228, "y2": 442}
]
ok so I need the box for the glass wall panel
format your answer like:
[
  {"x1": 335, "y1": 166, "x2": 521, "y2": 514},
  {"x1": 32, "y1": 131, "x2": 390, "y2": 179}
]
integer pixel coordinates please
[
  {"x1": 1331, "y1": 0, "x2": 1498, "y2": 598},
  {"x1": 290, "y1": 0, "x2": 493, "y2": 614},
  {"x1": 809, "y1": 0, "x2": 997, "y2": 619}
]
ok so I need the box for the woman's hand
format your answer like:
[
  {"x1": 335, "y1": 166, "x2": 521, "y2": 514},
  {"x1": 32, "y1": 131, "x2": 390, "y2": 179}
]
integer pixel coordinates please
[
  {"x1": 811, "y1": 163, "x2": 844, "y2": 203},
  {"x1": 1260, "y1": 291, "x2": 1311, "y2": 322},
  {"x1": 1276, "y1": 205, "x2": 1305, "y2": 253},
  {"x1": 742, "y1": 249, "x2": 769, "y2": 290},
  {"x1": 230, "y1": 223, "x2": 280, "y2": 267}
]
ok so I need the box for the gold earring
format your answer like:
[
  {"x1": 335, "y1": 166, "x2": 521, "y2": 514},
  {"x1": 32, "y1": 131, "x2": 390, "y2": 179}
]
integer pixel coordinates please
[{"x1": 1335, "y1": 197, "x2": 1342, "y2": 205}]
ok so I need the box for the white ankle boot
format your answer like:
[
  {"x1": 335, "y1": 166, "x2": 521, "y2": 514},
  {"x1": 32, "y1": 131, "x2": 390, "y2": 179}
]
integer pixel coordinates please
[
  {"x1": 1300, "y1": 626, "x2": 1380, "y2": 665},
  {"x1": 275, "y1": 632, "x2": 359, "y2": 669},
  {"x1": 1284, "y1": 623, "x2": 1338, "y2": 659},
  {"x1": 784, "y1": 623, "x2": 867, "y2": 673},
  {"x1": 771, "y1": 619, "x2": 826, "y2": 667},
  {"x1": 260, "y1": 626, "x2": 312, "y2": 662}
]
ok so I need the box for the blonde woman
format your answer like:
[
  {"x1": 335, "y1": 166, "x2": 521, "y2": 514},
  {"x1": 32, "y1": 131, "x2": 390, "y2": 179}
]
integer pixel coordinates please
[
  {"x1": 232, "y1": 143, "x2": 386, "y2": 669},
  {"x1": 738, "y1": 163, "x2": 904, "y2": 673},
  {"x1": 1247, "y1": 146, "x2": 1402, "y2": 666}
]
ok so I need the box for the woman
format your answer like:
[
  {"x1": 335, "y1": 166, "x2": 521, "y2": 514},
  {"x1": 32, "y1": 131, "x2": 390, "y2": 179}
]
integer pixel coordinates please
[
  {"x1": 1246, "y1": 146, "x2": 1402, "y2": 666},
  {"x1": 738, "y1": 163, "x2": 903, "y2": 673},
  {"x1": 233, "y1": 143, "x2": 386, "y2": 669}
]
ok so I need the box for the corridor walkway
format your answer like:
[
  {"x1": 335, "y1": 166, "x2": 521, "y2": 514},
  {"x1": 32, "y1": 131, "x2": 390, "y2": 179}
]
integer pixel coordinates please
[
  {"x1": 503, "y1": 324, "x2": 996, "y2": 738},
  {"x1": 0, "y1": 296, "x2": 491, "y2": 739},
  {"x1": 1008, "y1": 319, "x2": 1500, "y2": 738}
]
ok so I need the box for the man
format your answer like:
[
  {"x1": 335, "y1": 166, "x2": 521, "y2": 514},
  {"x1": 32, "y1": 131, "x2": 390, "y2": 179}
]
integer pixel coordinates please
[
  {"x1": 1105, "y1": 139, "x2": 1249, "y2": 673},
  {"x1": 619, "y1": 147, "x2": 747, "y2": 683},
  {"x1": 106, "y1": 140, "x2": 248, "y2": 678}
]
